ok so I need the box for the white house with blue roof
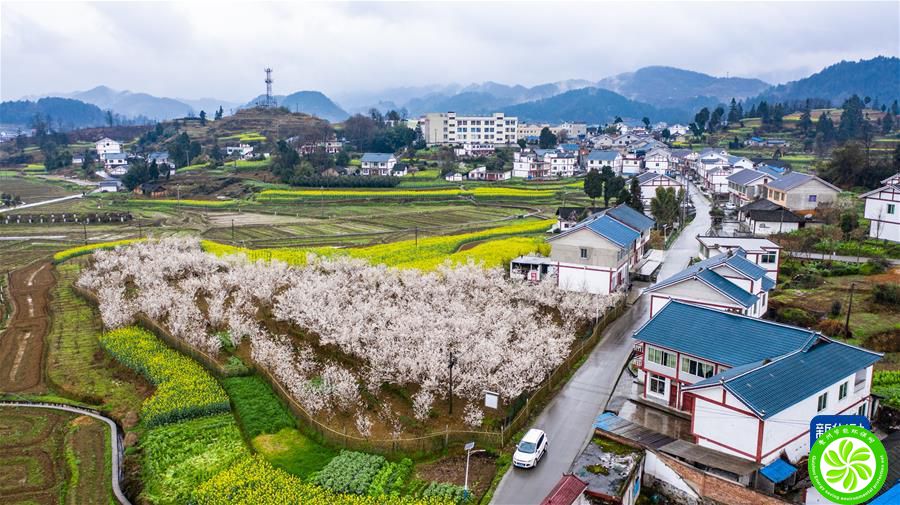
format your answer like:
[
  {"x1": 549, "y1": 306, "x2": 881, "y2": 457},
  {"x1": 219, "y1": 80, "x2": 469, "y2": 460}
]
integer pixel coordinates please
[
  {"x1": 636, "y1": 172, "x2": 683, "y2": 208},
  {"x1": 634, "y1": 301, "x2": 880, "y2": 465},
  {"x1": 548, "y1": 204, "x2": 655, "y2": 294},
  {"x1": 586, "y1": 150, "x2": 623, "y2": 175},
  {"x1": 644, "y1": 248, "x2": 774, "y2": 319},
  {"x1": 359, "y1": 153, "x2": 398, "y2": 176}
]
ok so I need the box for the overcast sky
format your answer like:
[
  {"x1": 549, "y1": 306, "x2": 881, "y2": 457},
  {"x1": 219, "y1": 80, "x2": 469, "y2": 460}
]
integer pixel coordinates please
[{"x1": 2, "y1": 1, "x2": 898, "y2": 104}]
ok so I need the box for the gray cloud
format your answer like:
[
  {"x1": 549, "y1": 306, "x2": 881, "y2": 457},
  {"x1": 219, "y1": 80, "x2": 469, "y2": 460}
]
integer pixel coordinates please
[{"x1": 2, "y1": 1, "x2": 898, "y2": 104}]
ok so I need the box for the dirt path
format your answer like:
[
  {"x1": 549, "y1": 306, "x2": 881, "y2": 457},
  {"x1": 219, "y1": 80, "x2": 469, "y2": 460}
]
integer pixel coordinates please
[{"x1": 0, "y1": 261, "x2": 54, "y2": 393}]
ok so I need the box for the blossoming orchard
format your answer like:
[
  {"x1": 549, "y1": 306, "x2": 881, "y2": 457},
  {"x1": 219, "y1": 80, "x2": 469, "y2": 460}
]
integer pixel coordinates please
[{"x1": 78, "y1": 238, "x2": 621, "y2": 436}]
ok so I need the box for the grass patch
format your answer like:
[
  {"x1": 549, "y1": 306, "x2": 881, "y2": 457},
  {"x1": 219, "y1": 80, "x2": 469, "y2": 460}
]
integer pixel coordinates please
[
  {"x1": 222, "y1": 376, "x2": 296, "y2": 438},
  {"x1": 251, "y1": 428, "x2": 338, "y2": 479}
]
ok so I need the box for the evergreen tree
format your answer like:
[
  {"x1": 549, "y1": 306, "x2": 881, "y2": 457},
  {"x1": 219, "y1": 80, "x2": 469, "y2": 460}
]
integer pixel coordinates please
[
  {"x1": 214, "y1": 106, "x2": 224, "y2": 120},
  {"x1": 881, "y1": 112, "x2": 894, "y2": 134},
  {"x1": 628, "y1": 177, "x2": 644, "y2": 213},
  {"x1": 199, "y1": 110, "x2": 207, "y2": 126},
  {"x1": 838, "y1": 95, "x2": 866, "y2": 139},
  {"x1": 727, "y1": 98, "x2": 740, "y2": 123},
  {"x1": 538, "y1": 127, "x2": 557, "y2": 149},
  {"x1": 798, "y1": 109, "x2": 813, "y2": 136}
]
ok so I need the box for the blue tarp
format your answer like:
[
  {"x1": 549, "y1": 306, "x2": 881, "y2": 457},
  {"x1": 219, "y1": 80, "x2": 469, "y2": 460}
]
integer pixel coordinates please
[
  {"x1": 759, "y1": 459, "x2": 797, "y2": 484},
  {"x1": 870, "y1": 481, "x2": 900, "y2": 504}
]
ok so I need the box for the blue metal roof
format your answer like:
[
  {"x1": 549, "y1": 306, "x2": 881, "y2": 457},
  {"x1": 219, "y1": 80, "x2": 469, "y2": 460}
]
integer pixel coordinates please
[
  {"x1": 633, "y1": 301, "x2": 817, "y2": 366},
  {"x1": 690, "y1": 338, "x2": 881, "y2": 419},
  {"x1": 587, "y1": 150, "x2": 620, "y2": 161},
  {"x1": 696, "y1": 269, "x2": 759, "y2": 307},
  {"x1": 727, "y1": 169, "x2": 766, "y2": 186},
  {"x1": 766, "y1": 171, "x2": 814, "y2": 191},
  {"x1": 585, "y1": 215, "x2": 640, "y2": 248},
  {"x1": 755, "y1": 164, "x2": 786, "y2": 178},
  {"x1": 646, "y1": 251, "x2": 767, "y2": 306},
  {"x1": 607, "y1": 204, "x2": 655, "y2": 232},
  {"x1": 559, "y1": 143, "x2": 580, "y2": 152},
  {"x1": 360, "y1": 153, "x2": 395, "y2": 163},
  {"x1": 871, "y1": 481, "x2": 900, "y2": 504},
  {"x1": 759, "y1": 459, "x2": 797, "y2": 483}
]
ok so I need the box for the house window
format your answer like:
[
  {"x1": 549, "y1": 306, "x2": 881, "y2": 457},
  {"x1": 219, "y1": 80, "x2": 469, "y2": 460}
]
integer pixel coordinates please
[
  {"x1": 681, "y1": 357, "x2": 715, "y2": 378},
  {"x1": 817, "y1": 392, "x2": 828, "y2": 412},
  {"x1": 858, "y1": 403, "x2": 867, "y2": 417},
  {"x1": 649, "y1": 374, "x2": 667, "y2": 396},
  {"x1": 580, "y1": 248, "x2": 588, "y2": 259},
  {"x1": 855, "y1": 369, "x2": 867, "y2": 391},
  {"x1": 888, "y1": 204, "x2": 896, "y2": 215},
  {"x1": 647, "y1": 348, "x2": 676, "y2": 368},
  {"x1": 839, "y1": 382, "x2": 848, "y2": 400},
  {"x1": 761, "y1": 252, "x2": 777, "y2": 264},
  {"x1": 808, "y1": 194, "x2": 817, "y2": 203}
]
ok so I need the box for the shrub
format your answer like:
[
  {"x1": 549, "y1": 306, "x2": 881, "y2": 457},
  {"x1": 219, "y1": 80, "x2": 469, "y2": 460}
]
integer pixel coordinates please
[
  {"x1": 817, "y1": 318, "x2": 849, "y2": 338},
  {"x1": 777, "y1": 307, "x2": 815, "y2": 327},
  {"x1": 860, "y1": 258, "x2": 889, "y2": 275},
  {"x1": 367, "y1": 459, "x2": 413, "y2": 497},
  {"x1": 830, "y1": 300, "x2": 842, "y2": 317},
  {"x1": 99, "y1": 326, "x2": 230, "y2": 426},
  {"x1": 873, "y1": 283, "x2": 900, "y2": 307}
]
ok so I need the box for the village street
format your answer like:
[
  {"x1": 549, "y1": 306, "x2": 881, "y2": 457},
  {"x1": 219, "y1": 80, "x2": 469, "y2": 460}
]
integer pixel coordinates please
[{"x1": 491, "y1": 182, "x2": 711, "y2": 504}]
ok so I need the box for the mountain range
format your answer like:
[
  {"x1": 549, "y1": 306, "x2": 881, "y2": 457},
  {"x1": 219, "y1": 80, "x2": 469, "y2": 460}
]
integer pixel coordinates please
[{"x1": 3, "y1": 56, "x2": 897, "y2": 128}]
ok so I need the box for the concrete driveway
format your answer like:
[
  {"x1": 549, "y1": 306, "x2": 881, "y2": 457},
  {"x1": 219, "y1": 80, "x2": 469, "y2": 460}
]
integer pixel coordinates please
[{"x1": 490, "y1": 182, "x2": 712, "y2": 505}]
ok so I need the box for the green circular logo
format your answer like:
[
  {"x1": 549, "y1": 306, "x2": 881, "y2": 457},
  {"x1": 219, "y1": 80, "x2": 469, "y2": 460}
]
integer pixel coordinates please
[{"x1": 808, "y1": 425, "x2": 888, "y2": 504}]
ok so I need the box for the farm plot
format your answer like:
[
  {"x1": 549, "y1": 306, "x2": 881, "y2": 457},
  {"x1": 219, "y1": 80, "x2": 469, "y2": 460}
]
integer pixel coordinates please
[
  {"x1": 45, "y1": 262, "x2": 146, "y2": 419},
  {"x1": 0, "y1": 407, "x2": 111, "y2": 505},
  {"x1": 0, "y1": 261, "x2": 55, "y2": 393},
  {"x1": 0, "y1": 177, "x2": 74, "y2": 204}
]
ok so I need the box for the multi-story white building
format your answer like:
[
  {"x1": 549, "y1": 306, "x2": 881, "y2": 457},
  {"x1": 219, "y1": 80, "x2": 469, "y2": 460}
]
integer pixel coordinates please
[
  {"x1": 517, "y1": 122, "x2": 587, "y2": 140},
  {"x1": 538, "y1": 149, "x2": 578, "y2": 178},
  {"x1": 636, "y1": 172, "x2": 683, "y2": 208},
  {"x1": 635, "y1": 302, "x2": 880, "y2": 465},
  {"x1": 512, "y1": 150, "x2": 550, "y2": 179},
  {"x1": 95, "y1": 137, "x2": 121, "y2": 158},
  {"x1": 359, "y1": 153, "x2": 398, "y2": 176},
  {"x1": 860, "y1": 173, "x2": 900, "y2": 243},
  {"x1": 586, "y1": 150, "x2": 623, "y2": 175},
  {"x1": 420, "y1": 112, "x2": 517, "y2": 145},
  {"x1": 643, "y1": 148, "x2": 673, "y2": 174},
  {"x1": 622, "y1": 153, "x2": 642, "y2": 177},
  {"x1": 696, "y1": 236, "x2": 781, "y2": 281}
]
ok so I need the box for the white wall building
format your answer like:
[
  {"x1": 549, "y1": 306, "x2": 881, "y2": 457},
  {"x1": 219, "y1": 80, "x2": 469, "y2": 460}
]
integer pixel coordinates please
[
  {"x1": 95, "y1": 137, "x2": 121, "y2": 158},
  {"x1": 644, "y1": 249, "x2": 774, "y2": 319},
  {"x1": 860, "y1": 176, "x2": 900, "y2": 243},
  {"x1": 512, "y1": 150, "x2": 550, "y2": 179},
  {"x1": 643, "y1": 149, "x2": 673, "y2": 174},
  {"x1": 636, "y1": 172, "x2": 683, "y2": 208},
  {"x1": 764, "y1": 172, "x2": 841, "y2": 214},
  {"x1": 466, "y1": 165, "x2": 511, "y2": 181},
  {"x1": 359, "y1": 153, "x2": 398, "y2": 176},
  {"x1": 696, "y1": 236, "x2": 781, "y2": 281},
  {"x1": 635, "y1": 302, "x2": 880, "y2": 465},
  {"x1": 586, "y1": 150, "x2": 623, "y2": 175},
  {"x1": 421, "y1": 112, "x2": 517, "y2": 145}
]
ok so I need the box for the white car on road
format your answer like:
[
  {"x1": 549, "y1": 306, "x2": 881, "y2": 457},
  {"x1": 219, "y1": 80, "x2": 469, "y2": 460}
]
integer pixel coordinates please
[{"x1": 513, "y1": 428, "x2": 548, "y2": 469}]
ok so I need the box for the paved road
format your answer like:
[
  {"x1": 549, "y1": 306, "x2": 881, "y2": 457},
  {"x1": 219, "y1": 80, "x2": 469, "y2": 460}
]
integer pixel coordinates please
[
  {"x1": 0, "y1": 194, "x2": 83, "y2": 213},
  {"x1": 0, "y1": 401, "x2": 132, "y2": 505},
  {"x1": 492, "y1": 184, "x2": 713, "y2": 504}
]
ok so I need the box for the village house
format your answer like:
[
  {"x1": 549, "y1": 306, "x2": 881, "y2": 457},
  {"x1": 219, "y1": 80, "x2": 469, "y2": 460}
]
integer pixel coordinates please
[
  {"x1": 726, "y1": 168, "x2": 780, "y2": 206},
  {"x1": 764, "y1": 172, "x2": 840, "y2": 214},
  {"x1": 95, "y1": 137, "x2": 121, "y2": 158},
  {"x1": 225, "y1": 143, "x2": 254, "y2": 159},
  {"x1": 133, "y1": 182, "x2": 168, "y2": 198},
  {"x1": 467, "y1": 165, "x2": 511, "y2": 181},
  {"x1": 299, "y1": 140, "x2": 344, "y2": 155},
  {"x1": 737, "y1": 199, "x2": 804, "y2": 236},
  {"x1": 547, "y1": 205, "x2": 654, "y2": 294},
  {"x1": 555, "y1": 206, "x2": 604, "y2": 232},
  {"x1": 621, "y1": 153, "x2": 642, "y2": 177},
  {"x1": 586, "y1": 150, "x2": 623, "y2": 175},
  {"x1": 643, "y1": 248, "x2": 774, "y2": 319},
  {"x1": 453, "y1": 143, "x2": 495, "y2": 158},
  {"x1": 103, "y1": 152, "x2": 128, "y2": 172},
  {"x1": 634, "y1": 301, "x2": 880, "y2": 465},
  {"x1": 591, "y1": 134, "x2": 615, "y2": 149},
  {"x1": 541, "y1": 475, "x2": 590, "y2": 505},
  {"x1": 696, "y1": 235, "x2": 781, "y2": 281},
  {"x1": 444, "y1": 171, "x2": 464, "y2": 182},
  {"x1": 860, "y1": 173, "x2": 900, "y2": 242},
  {"x1": 567, "y1": 432, "x2": 644, "y2": 505},
  {"x1": 359, "y1": 153, "x2": 398, "y2": 176},
  {"x1": 635, "y1": 172, "x2": 682, "y2": 208},
  {"x1": 512, "y1": 150, "x2": 550, "y2": 179},
  {"x1": 545, "y1": 150, "x2": 579, "y2": 178},
  {"x1": 642, "y1": 148, "x2": 673, "y2": 175},
  {"x1": 98, "y1": 179, "x2": 122, "y2": 193}
]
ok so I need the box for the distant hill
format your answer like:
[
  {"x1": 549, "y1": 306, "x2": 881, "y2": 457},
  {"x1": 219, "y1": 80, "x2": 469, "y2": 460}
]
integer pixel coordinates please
[
  {"x1": 757, "y1": 56, "x2": 900, "y2": 105},
  {"x1": 501, "y1": 87, "x2": 681, "y2": 124},
  {"x1": 244, "y1": 90, "x2": 349, "y2": 123},
  {"x1": 402, "y1": 80, "x2": 594, "y2": 116},
  {"x1": 70, "y1": 86, "x2": 196, "y2": 120},
  {"x1": 597, "y1": 66, "x2": 770, "y2": 110},
  {"x1": 0, "y1": 97, "x2": 107, "y2": 129}
]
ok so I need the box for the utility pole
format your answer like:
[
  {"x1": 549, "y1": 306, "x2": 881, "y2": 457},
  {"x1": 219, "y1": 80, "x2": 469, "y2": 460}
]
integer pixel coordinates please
[
  {"x1": 82, "y1": 222, "x2": 87, "y2": 245},
  {"x1": 844, "y1": 282, "x2": 856, "y2": 337},
  {"x1": 415, "y1": 226, "x2": 419, "y2": 249},
  {"x1": 231, "y1": 219, "x2": 235, "y2": 242}
]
